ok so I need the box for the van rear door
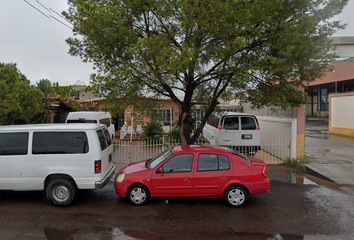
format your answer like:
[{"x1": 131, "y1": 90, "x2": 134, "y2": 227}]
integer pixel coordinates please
[
  {"x1": 217, "y1": 116, "x2": 241, "y2": 147},
  {"x1": 96, "y1": 128, "x2": 113, "y2": 176},
  {"x1": 240, "y1": 116, "x2": 260, "y2": 151}
]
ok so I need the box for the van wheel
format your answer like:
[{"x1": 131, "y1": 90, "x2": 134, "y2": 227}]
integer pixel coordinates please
[
  {"x1": 46, "y1": 179, "x2": 76, "y2": 206},
  {"x1": 127, "y1": 184, "x2": 150, "y2": 206},
  {"x1": 224, "y1": 186, "x2": 248, "y2": 207}
]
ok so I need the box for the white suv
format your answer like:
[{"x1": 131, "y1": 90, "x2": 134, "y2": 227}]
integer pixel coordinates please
[{"x1": 0, "y1": 124, "x2": 115, "y2": 206}]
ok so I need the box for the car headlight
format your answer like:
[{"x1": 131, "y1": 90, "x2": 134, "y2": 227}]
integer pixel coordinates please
[{"x1": 116, "y1": 173, "x2": 125, "y2": 183}]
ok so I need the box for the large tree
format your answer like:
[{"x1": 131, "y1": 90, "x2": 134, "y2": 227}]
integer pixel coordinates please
[
  {"x1": 0, "y1": 63, "x2": 44, "y2": 125},
  {"x1": 64, "y1": 0, "x2": 347, "y2": 144}
]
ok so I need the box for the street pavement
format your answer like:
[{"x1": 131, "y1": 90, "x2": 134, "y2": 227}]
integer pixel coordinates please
[{"x1": 305, "y1": 119, "x2": 354, "y2": 185}]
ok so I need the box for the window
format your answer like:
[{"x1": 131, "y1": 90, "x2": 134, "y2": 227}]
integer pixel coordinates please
[
  {"x1": 67, "y1": 119, "x2": 97, "y2": 123},
  {"x1": 207, "y1": 115, "x2": 220, "y2": 128},
  {"x1": 99, "y1": 118, "x2": 111, "y2": 127},
  {"x1": 241, "y1": 117, "x2": 256, "y2": 130},
  {"x1": 97, "y1": 129, "x2": 109, "y2": 150},
  {"x1": 197, "y1": 154, "x2": 230, "y2": 171},
  {"x1": 148, "y1": 149, "x2": 173, "y2": 169},
  {"x1": 103, "y1": 128, "x2": 112, "y2": 146},
  {"x1": 223, "y1": 117, "x2": 239, "y2": 130},
  {"x1": 0, "y1": 132, "x2": 29, "y2": 155},
  {"x1": 151, "y1": 108, "x2": 173, "y2": 126},
  {"x1": 161, "y1": 154, "x2": 194, "y2": 173},
  {"x1": 32, "y1": 132, "x2": 89, "y2": 154}
]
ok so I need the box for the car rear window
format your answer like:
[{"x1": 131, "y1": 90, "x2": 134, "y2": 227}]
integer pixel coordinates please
[
  {"x1": 32, "y1": 132, "x2": 89, "y2": 154},
  {"x1": 0, "y1": 132, "x2": 29, "y2": 155}
]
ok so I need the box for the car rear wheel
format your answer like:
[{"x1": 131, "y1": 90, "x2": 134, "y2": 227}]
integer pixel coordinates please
[
  {"x1": 46, "y1": 179, "x2": 76, "y2": 206},
  {"x1": 225, "y1": 186, "x2": 248, "y2": 207},
  {"x1": 127, "y1": 184, "x2": 150, "y2": 206}
]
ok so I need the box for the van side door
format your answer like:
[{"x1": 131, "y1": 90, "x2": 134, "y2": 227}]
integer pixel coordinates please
[{"x1": 0, "y1": 132, "x2": 29, "y2": 189}]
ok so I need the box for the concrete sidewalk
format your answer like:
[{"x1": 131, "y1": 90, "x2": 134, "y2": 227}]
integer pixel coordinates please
[{"x1": 305, "y1": 119, "x2": 354, "y2": 185}]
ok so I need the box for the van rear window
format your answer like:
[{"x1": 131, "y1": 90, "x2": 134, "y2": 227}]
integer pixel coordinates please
[
  {"x1": 32, "y1": 132, "x2": 89, "y2": 154},
  {"x1": 223, "y1": 117, "x2": 239, "y2": 130},
  {"x1": 67, "y1": 119, "x2": 97, "y2": 123},
  {"x1": 241, "y1": 117, "x2": 256, "y2": 130},
  {"x1": 0, "y1": 132, "x2": 29, "y2": 155},
  {"x1": 207, "y1": 115, "x2": 220, "y2": 128},
  {"x1": 97, "y1": 129, "x2": 109, "y2": 150}
]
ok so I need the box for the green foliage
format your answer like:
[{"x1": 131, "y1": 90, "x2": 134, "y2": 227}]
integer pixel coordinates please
[
  {"x1": 168, "y1": 118, "x2": 197, "y2": 141},
  {"x1": 52, "y1": 82, "x2": 82, "y2": 110},
  {"x1": 36, "y1": 79, "x2": 53, "y2": 97},
  {"x1": 36, "y1": 79, "x2": 82, "y2": 123},
  {"x1": 168, "y1": 127, "x2": 180, "y2": 141},
  {"x1": 64, "y1": 0, "x2": 348, "y2": 144},
  {"x1": 281, "y1": 156, "x2": 311, "y2": 171},
  {"x1": 0, "y1": 63, "x2": 44, "y2": 125},
  {"x1": 142, "y1": 120, "x2": 164, "y2": 141}
]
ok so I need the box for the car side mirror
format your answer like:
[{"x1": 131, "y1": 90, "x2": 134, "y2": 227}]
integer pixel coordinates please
[{"x1": 158, "y1": 168, "x2": 164, "y2": 173}]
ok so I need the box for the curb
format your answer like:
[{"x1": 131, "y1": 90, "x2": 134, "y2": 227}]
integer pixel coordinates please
[{"x1": 305, "y1": 166, "x2": 335, "y2": 183}]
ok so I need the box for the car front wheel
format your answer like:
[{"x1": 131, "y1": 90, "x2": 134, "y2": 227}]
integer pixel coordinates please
[
  {"x1": 46, "y1": 179, "x2": 76, "y2": 206},
  {"x1": 225, "y1": 186, "x2": 248, "y2": 207},
  {"x1": 127, "y1": 184, "x2": 150, "y2": 206}
]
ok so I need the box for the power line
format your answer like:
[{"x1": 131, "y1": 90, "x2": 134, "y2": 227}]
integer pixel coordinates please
[
  {"x1": 22, "y1": 0, "x2": 73, "y2": 30},
  {"x1": 35, "y1": 0, "x2": 49, "y2": 12},
  {"x1": 49, "y1": 7, "x2": 72, "y2": 25},
  {"x1": 49, "y1": 14, "x2": 73, "y2": 30},
  {"x1": 23, "y1": 0, "x2": 50, "y2": 19}
]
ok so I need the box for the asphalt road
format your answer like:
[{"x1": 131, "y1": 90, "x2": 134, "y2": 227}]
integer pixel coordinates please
[{"x1": 0, "y1": 166, "x2": 354, "y2": 240}]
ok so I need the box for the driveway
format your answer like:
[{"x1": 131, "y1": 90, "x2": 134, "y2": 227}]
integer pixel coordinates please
[{"x1": 305, "y1": 119, "x2": 354, "y2": 185}]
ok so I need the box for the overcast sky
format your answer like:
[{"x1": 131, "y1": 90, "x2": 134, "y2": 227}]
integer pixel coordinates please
[{"x1": 0, "y1": 0, "x2": 354, "y2": 86}]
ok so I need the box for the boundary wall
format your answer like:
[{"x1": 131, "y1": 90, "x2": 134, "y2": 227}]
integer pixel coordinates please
[{"x1": 329, "y1": 93, "x2": 354, "y2": 137}]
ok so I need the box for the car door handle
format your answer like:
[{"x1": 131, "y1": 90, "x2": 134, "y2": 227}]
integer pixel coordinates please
[
  {"x1": 220, "y1": 176, "x2": 228, "y2": 179},
  {"x1": 183, "y1": 178, "x2": 190, "y2": 181}
]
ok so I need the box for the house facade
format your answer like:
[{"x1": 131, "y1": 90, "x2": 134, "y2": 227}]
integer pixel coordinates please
[{"x1": 306, "y1": 37, "x2": 354, "y2": 117}]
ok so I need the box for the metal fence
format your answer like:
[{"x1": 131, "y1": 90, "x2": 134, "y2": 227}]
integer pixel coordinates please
[{"x1": 113, "y1": 138, "x2": 290, "y2": 166}]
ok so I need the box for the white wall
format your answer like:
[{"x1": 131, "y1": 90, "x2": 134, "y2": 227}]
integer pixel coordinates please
[
  {"x1": 331, "y1": 95, "x2": 354, "y2": 129},
  {"x1": 257, "y1": 116, "x2": 297, "y2": 160}
]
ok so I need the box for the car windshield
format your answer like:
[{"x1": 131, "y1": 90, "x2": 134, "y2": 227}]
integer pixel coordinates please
[
  {"x1": 229, "y1": 148, "x2": 252, "y2": 164},
  {"x1": 147, "y1": 149, "x2": 173, "y2": 169}
]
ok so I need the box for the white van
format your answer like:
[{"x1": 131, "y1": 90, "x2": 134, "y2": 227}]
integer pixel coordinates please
[
  {"x1": 66, "y1": 111, "x2": 115, "y2": 141},
  {"x1": 202, "y1": 112, "x2": 261, "y2": 155},
  {"x1": 0, "y1": 124, "x2": 115, "y2": 206}
]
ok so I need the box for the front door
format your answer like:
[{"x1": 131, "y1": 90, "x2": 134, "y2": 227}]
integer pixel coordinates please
[{"x1": 151, "y1": 153, "x2": 194, "y2": 197}]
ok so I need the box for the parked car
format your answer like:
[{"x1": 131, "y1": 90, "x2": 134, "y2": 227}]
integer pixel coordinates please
[
  {"x1": 203, "y1": 112, "x2": 261, "y2": 155},
  {"x1": 114, "y1": 145, "x2": 270, "y2": 207},
  {"x1": 0, "y1": 124, "x2": 115, "y2": 206},
  {"x1": 66, "y1": 111, "x2": 115, "y2": 141}
]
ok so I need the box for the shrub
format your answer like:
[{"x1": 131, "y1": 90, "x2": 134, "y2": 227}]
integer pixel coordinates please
[{"x1": 142, "y1": 120, "x2": 164, "y2": 141}]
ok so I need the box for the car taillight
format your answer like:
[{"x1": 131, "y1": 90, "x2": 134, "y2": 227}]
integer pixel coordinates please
[
  {"x1": 218, "y1": 121, "x2": 223, "y2": 130},
  {"x1": 95, "y1": 160, "x2": 101, "y2": 173},
  {"x1": 257, "y1": 122, "x2": 260, "y2": 130},
  {"x1": 262, "y1": 166, "x2": 268, "y2": 178}
]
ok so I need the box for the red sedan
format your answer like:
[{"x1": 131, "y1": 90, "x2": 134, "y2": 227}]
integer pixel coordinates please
[{"x1": 114, "y1": 145, "x2": 270, "y2": 207}]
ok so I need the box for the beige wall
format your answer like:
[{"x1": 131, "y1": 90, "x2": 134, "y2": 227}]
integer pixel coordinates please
[{"x1": 329, "y1": 93, "x2": 354, "y2": 136}]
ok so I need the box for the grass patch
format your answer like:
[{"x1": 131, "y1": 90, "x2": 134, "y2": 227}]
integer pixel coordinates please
[{"x1": 281, "y1": 156, "x2": 311, "y2": 171}]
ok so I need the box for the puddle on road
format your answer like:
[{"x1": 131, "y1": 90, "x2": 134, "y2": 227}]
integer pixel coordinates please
[{"x1": 268, "y1": 169, "x2": 318, "y2": 185}]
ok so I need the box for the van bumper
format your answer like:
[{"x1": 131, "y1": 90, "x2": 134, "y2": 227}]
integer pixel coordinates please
[{"x1": 95, "y1": 166, "x2": 116, "y2": 189}]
